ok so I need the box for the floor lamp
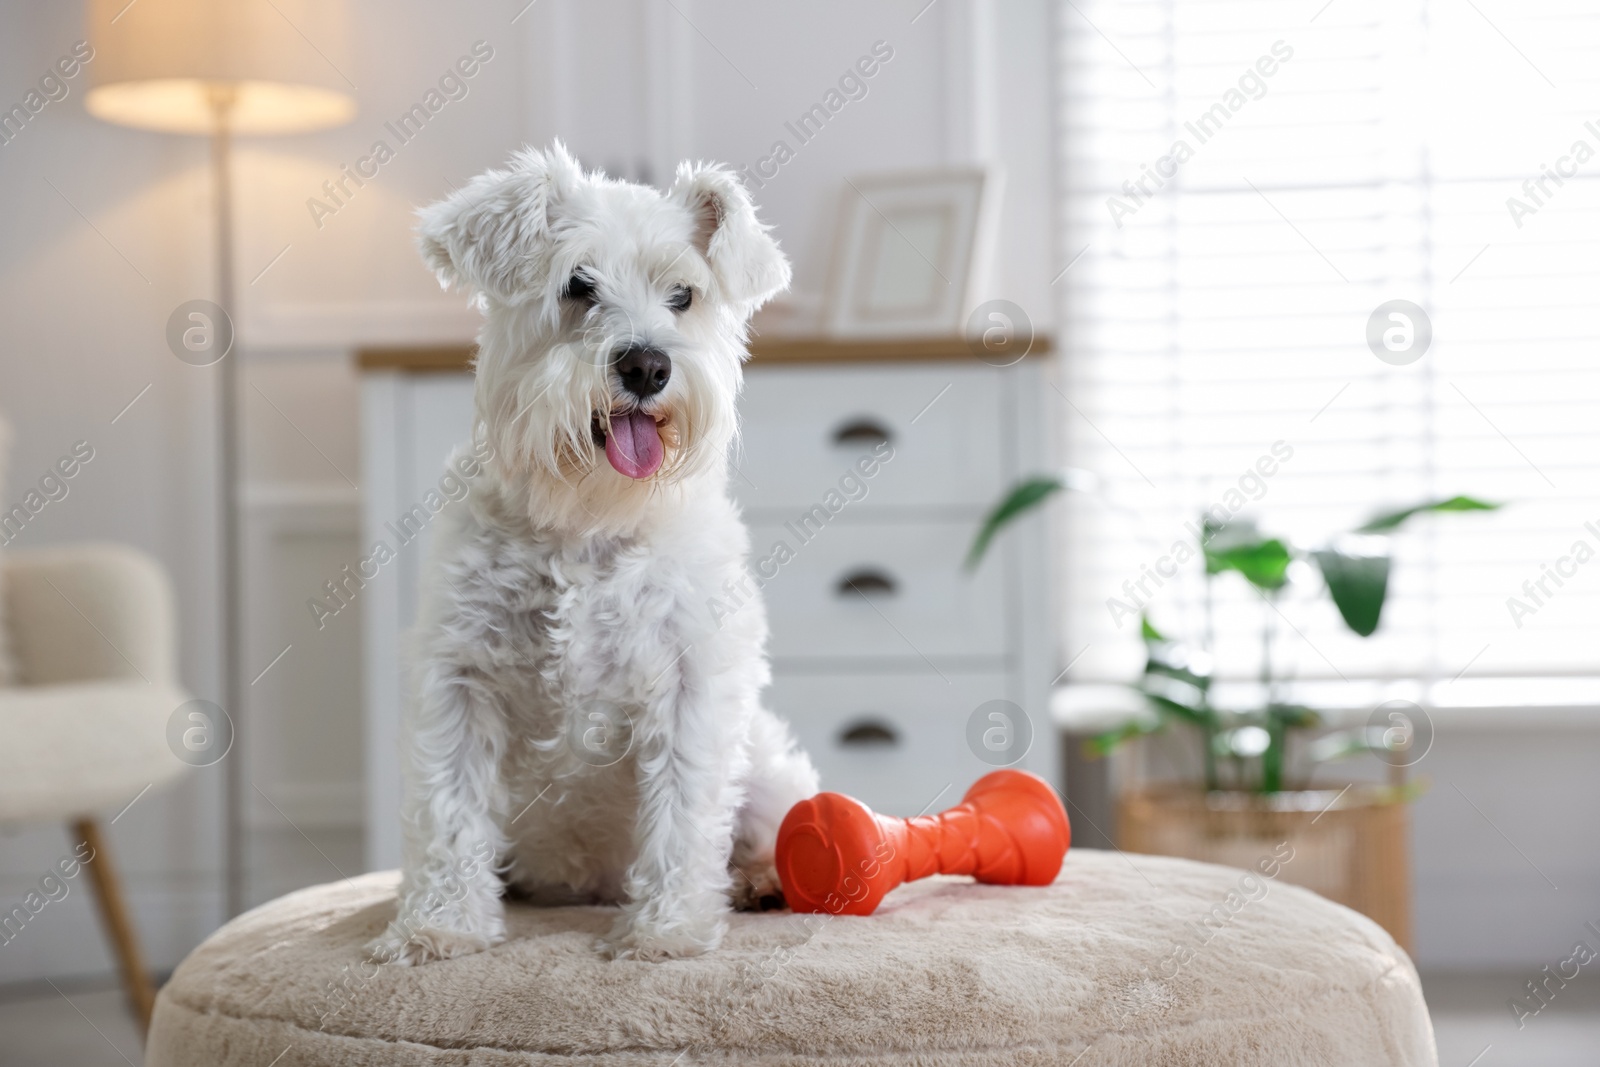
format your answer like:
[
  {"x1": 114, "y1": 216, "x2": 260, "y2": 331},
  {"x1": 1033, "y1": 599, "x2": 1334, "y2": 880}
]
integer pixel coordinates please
[{"x1": 85, "y1": 0, "x2": 355, "y2": 918}]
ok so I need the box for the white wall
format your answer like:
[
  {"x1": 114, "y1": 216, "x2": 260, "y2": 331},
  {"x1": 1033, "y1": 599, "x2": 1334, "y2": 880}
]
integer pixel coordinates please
[
  {"x1": 1409, "y1": 722, "x2": 1600, "y2": 970},
  {"x1": 0, "y1": 0, "x2": 1056, "y2": 983},
  {"x1": 238, "y1": 0, "x2": 1058, "y2": 346}
]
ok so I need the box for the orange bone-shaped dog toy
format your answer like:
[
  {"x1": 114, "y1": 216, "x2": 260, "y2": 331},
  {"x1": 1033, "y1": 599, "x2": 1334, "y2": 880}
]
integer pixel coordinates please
[{"x1": 774, "y1": 769, "x2": 1071, "y2": 916}]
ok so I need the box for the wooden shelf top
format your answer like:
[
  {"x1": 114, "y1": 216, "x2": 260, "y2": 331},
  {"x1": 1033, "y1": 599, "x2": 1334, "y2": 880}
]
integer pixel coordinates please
[{"x1": 357, "y1": 333, "x2": 1051, "y2": 372}]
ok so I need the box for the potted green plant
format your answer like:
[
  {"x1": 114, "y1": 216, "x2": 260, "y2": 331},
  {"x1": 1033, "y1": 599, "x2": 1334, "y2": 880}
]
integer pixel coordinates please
[{"x1": 968, "y1": 479, "x2": 1498, "y2": 948}]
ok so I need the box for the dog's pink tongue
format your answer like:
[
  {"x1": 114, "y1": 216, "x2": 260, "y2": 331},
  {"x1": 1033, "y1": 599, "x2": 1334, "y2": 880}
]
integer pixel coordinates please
[{"x1": 605, "y1": 410, "x2": 664, "y2": 479}]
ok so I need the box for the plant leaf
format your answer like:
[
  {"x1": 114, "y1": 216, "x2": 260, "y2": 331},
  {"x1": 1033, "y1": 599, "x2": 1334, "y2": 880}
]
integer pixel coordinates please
[
  {"x1": 1312, "y1": 547, "x2": 1392, "y2": 636},
  {"x1": 1137, "y1": 688, "x2": 1209, "y2": 727},
  {"x1": 1201, "y1": 516, "x2": 1262, "y2": 573},
  {"x1": 1356, "y1": 495, "x2": 1500, "y2": 534},
  {"x1": 1145, "y1": 661, "x2": 1212, "y2": 695},
  {"x1": 1139, "y1": 616, "x2": 1214, "y2": 696},
  {"x1": 966, "y1": 476, "x2": 1064, "y2": 569},
  {"x1": 1206, "y1": 535, "x2": 1292, "y2": 590},
  {"x1": 1141, "y1": 673, "x2": 1208, "y2": 712}
]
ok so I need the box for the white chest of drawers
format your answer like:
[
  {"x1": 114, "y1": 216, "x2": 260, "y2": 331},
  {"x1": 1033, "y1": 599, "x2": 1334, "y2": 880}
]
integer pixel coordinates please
[{"x1": 358, "y1": 340, "x2": 1056, "y2": 870}]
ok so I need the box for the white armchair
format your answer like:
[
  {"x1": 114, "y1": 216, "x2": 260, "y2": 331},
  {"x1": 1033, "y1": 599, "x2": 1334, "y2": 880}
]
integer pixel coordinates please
[{"x1": 0, "y1": 543, "x2": 191, "y2": 1034}]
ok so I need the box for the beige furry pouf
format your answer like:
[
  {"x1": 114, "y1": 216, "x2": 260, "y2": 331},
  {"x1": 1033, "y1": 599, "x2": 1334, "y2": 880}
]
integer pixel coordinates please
[{"x1": 147, "y1": 851, "x2": 1436, "y2": 1066}]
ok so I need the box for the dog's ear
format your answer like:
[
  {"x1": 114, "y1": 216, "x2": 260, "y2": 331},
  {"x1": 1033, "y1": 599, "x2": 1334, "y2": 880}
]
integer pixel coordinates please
[
  {"x1": 669, "y1": 162, "x2": 791, "y2": 313},
  {"x1": 417, "y1": 142, "x2": 584, "y2": 304}
]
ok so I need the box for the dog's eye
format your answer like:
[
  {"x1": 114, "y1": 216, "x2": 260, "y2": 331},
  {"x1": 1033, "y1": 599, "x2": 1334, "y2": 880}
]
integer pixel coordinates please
[
  {"x1": 564, "y1": 273, "x2": 598, "y2": 306},
  {"x1": 666, "y1": 285, "x2": 693, "y2": 313}
]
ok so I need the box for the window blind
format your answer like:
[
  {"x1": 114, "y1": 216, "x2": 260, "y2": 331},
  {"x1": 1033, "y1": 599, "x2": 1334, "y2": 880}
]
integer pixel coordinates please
[{"x1": 1055, "y1": 0, "x2": 1600, "y2": 696}]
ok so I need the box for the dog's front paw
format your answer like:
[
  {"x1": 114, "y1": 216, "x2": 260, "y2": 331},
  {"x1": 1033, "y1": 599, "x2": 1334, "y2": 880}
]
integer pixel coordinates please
[
  {"x1": 365, "y1": 924, "x2": 503, "y2": 967},
  {"x1": 600, "y1": 913, "x2": 725, "y2": 961}
]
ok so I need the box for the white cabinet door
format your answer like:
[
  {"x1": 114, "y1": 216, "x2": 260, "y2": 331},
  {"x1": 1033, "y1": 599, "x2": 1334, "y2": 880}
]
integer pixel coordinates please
[
  {"x1": 748, "y1": 518, "x2": 1006, "y2": 663},
  {"x1": 735, "y1": 365, "x2": 1008, "y2": 512}
]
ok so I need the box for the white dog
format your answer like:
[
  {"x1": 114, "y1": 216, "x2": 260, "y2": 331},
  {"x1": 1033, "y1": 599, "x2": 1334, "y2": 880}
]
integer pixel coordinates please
[{"x1": 369, "y1": 143, "x2": 819, "y2": 964}]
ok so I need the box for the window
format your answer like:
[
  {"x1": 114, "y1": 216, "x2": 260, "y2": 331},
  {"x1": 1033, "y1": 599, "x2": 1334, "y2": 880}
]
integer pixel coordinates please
[{"x1": 1055, "y1": 0, "x2": 1600, "y2": 701}]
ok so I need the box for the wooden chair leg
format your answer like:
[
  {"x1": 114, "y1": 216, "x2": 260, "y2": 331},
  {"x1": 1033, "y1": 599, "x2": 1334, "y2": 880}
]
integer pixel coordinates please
[{"x1": 71, "y1": 818, "x2": 156, "y2": 1037}]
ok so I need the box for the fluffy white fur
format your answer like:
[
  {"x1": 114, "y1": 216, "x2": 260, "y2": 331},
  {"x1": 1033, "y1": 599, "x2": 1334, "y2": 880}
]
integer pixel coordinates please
[{"x1": 370, "y1": 143, "x2": 818, "y2": 964}]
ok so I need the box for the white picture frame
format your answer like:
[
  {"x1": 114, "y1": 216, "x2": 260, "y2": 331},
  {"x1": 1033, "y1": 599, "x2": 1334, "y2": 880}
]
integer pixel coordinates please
[{"x1": 822, "y1": 167, "x2": 1000, "y2": 339}]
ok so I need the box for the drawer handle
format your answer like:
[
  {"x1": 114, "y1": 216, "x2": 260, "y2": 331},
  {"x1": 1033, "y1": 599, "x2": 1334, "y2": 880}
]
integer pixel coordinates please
[
  {"x1": 838, "y1": 569, "x2": 897, "y2": 598},
  {"x1": 838, "y1": 719, "x2": 900, "y2": 747},
  {"x1": 832, "y1": 418, "x2": 892, "y2": 448}
]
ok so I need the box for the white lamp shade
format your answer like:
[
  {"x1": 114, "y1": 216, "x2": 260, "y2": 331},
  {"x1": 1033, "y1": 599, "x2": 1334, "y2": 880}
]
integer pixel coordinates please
[{"x1": 85, "y1": 0, "x2": 356, "y2": 135}]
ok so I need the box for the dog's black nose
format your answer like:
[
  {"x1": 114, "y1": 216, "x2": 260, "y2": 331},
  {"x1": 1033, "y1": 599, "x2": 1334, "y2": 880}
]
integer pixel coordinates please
[{"x1": 613, "y1": 344, "x2": 671, "y2": 398}]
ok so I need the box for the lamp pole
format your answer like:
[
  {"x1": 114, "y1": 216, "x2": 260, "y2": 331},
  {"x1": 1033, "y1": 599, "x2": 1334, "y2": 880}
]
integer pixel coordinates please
[{"x1": 209, "y1": 86, "x2": 247, "y2": 919}]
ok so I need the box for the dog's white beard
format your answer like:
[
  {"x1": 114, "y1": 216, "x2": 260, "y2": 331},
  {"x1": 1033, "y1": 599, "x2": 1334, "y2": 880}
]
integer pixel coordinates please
[{"x1": 473, "y1": 316, "x2": 738, "y2": 541}]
